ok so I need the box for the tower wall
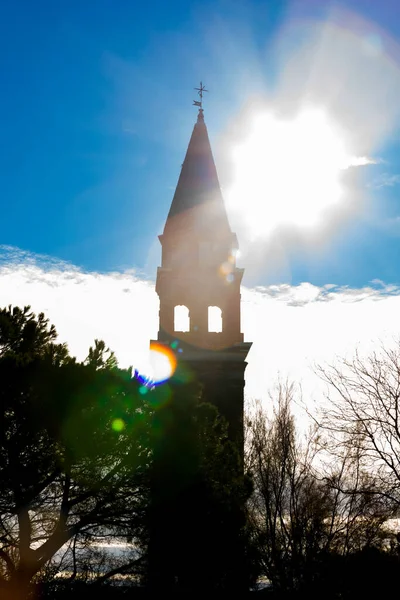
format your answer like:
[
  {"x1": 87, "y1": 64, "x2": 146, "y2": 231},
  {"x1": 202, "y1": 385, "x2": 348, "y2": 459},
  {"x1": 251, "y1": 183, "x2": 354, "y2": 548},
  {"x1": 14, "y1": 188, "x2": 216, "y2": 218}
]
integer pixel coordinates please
[
  {"x1": 147, "y1": 106, "x2": 252, "y2": 591},
  {"x1": 153, "y1": 108, "x2": 251, "y2": 452}
]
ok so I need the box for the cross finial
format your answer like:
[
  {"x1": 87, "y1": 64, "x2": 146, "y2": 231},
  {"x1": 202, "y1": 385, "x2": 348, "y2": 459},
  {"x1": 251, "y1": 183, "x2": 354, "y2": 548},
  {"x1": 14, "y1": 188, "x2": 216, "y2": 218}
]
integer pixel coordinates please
[{"x1": 193, "y1": 81, "x2": 208, "y2": 110}]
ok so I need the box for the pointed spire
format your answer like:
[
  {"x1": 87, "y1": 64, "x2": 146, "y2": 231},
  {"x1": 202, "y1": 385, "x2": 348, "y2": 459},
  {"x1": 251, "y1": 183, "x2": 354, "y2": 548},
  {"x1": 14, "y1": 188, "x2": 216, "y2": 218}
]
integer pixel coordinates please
[{"x1": 163, "y1": 108, "x2": 231, "y2": 237}]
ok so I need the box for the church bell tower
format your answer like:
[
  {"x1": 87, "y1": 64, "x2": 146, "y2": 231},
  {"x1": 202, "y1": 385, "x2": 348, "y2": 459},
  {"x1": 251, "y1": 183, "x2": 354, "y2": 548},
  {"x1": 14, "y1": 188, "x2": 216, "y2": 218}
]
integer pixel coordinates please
[{"x1": 153, "y1": 87, "x2": 251, "y2": 450}]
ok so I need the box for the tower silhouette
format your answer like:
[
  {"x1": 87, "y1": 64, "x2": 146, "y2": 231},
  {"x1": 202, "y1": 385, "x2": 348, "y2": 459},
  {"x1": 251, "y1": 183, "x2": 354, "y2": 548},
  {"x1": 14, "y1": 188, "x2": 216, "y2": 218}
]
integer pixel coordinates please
[
  {"x1": 147, "y1": 95, "x2": 252, "y2": 592},
  {"x1": 152, "y1": 101, "x2": 251, "y2": 451}
]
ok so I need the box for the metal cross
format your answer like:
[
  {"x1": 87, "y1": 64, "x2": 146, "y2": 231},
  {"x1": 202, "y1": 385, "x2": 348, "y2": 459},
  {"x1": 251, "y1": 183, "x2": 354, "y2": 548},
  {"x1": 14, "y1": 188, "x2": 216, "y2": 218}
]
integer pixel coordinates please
[{"x1": 193, "y1": 81, "x2": 208, "y2": 109}]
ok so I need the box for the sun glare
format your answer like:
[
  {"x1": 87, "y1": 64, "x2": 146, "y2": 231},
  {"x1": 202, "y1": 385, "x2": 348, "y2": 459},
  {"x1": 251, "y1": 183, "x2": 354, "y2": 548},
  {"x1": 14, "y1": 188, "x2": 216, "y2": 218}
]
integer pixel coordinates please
[
  {"x1": 227, "y1": 108, "x2": 356, "y2": 238},
  {"x1": 139, "y1": 342, "x2": 177, "y2": 386}
]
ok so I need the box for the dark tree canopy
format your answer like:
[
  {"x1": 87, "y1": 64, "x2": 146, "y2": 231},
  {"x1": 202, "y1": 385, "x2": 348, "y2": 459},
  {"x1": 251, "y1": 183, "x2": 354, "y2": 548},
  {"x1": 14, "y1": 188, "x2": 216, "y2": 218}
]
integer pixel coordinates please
[
  {"x1": 246, "y1": 383, "x2": 400, "y2": 598},
  {"x1": 0, "y1": 306, "x2": 151, "y2": 598},
  {"x1": 4, "y1": 304, "x2": 399, "y2": 598},
  {"x1": 0, "y1": 305, "x2": 252, "y2": 598},
  {"x1": 147, "y1": 383, "x2": 253, "y2": 592}
]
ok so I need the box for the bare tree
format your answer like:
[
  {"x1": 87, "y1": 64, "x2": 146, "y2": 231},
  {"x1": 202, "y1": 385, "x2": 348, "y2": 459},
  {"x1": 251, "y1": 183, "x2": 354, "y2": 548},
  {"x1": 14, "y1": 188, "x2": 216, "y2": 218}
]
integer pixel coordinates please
[
  {"x1": 246, "y1": 383, "x2": 332, "y2": 592},
  {"x1": 317, "y1": 342, "x2": 400, "y2": 512},
  {"x1": 245, "y1": 380, "x2": 394, "y2": 595}
]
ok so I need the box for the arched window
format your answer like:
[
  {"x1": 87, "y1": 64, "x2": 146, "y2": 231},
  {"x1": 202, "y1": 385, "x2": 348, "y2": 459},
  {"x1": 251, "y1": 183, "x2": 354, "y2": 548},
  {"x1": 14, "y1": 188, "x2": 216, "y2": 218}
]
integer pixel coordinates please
[
  {"x1": 174, "y1": 305, "x2": 190, "y2": 332},
  {"x1": 208, "y1": 306, "x2": 222, "y2": 333}
]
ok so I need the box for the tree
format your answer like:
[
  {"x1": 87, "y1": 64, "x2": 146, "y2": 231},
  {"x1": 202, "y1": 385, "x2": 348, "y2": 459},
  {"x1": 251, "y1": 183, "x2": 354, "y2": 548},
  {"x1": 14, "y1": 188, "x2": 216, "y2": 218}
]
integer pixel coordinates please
[
  {"x1": 0, "y1": 306, "x2": 151, "y2": 599},
  {"x1": 245, "y1": 381, "x2": 395, "y2": 597},
  {"x1": 317, "y1": 342, "x2": 400, "y2": 512},
  {"x1": 246, "y1": 384, "x2": 334, "y2": 594},
  {"x1": 0, "y1": 305, "x2": 254, "y2": 597},
  {"x1": 146, "y1": 381, "x2": 253, "y2": 593}
]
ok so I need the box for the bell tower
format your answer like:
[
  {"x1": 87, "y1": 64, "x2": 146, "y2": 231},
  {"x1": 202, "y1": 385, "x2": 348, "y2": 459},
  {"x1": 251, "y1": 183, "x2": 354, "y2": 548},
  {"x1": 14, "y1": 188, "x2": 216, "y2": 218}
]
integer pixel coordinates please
[{"x1": 153, "y1": 90, "x2": 251, "y2": 450}]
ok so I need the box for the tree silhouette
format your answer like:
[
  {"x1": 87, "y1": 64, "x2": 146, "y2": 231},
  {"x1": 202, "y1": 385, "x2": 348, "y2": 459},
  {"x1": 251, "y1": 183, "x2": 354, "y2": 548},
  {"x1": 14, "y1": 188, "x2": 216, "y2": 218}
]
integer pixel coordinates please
[
  {"x1": 0, "y1": 306, "x2": 151, "y2": 598},
  {"x1": 317, "y1": 343, "x2": 400, "y2": 511},
  {"x1": 146, "y1": 381, "x2": 253, "y2": 593},
  {"x1": 0, "y1": 305, "x2": 253, "y2": 597},
  {"x1": 246, "y1": 382, "x2": 397, "y2": 597}
]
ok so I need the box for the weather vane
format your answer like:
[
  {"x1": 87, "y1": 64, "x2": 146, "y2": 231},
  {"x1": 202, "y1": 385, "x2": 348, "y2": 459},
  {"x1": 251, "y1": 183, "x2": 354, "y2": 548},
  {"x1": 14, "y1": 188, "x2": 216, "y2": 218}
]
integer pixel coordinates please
[{"x1": 193, "y1": 81, "x2": 208, "y2": 110}]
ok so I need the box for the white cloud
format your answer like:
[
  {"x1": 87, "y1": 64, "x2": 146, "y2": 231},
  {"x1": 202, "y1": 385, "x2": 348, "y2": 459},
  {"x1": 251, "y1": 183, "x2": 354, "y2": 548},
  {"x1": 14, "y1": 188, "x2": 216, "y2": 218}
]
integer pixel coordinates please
[
  {"x1": 344, "y1": 156, "x2": 378, "y2": 168},
  {"x1": 242, "y1": 283, "x2": 400, "y2": 406},
  {"x1": 1, "y1": 247, "x2": 400, "y2": 410},
  {"x1": 0, "y1": 246, "x2": 158, "y2": 374}
]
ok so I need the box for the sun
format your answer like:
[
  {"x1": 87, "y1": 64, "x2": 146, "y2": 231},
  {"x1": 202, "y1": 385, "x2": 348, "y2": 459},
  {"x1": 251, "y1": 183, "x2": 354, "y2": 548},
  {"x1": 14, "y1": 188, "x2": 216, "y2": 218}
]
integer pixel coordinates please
[{"x1": 227, "y1": 108, "x2": 356, "y2": 238}]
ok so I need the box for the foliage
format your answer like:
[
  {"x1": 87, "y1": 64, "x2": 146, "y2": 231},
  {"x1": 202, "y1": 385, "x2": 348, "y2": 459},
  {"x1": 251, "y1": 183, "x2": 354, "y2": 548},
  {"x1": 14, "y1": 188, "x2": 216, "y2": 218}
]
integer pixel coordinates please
[
  {"x1": 0, "y1": 305, "x2": 252, "y2": 597},
  {"x1": 146, "y1": 383, "x2": 253, "y2": 592},
  {"x1": 5, "y1": 303, "x2": 400, "y2": 597},
  {"x1": 0, "y1": 306, "x2": 151, "y2": 598}
]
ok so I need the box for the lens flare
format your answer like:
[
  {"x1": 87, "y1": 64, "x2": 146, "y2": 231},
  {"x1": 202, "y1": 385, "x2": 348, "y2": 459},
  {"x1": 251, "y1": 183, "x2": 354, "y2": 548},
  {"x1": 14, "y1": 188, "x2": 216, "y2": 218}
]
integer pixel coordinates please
[
  {"x1": 219, "y1": 260, "x2": 233, "y2": 275},
  {"x1": 112, "y1": 418, "x2": 125, "y2": 432},
  {"x1": 135, "y1": 342, "x2": 178, "y2": 387}
]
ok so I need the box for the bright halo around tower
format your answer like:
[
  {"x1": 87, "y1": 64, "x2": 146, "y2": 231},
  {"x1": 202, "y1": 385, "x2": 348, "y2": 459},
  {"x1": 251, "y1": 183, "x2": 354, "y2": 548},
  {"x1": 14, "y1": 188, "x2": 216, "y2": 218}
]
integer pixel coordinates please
[{"x1": 228, "y1": 108, "x2": 360, "y2": 238}]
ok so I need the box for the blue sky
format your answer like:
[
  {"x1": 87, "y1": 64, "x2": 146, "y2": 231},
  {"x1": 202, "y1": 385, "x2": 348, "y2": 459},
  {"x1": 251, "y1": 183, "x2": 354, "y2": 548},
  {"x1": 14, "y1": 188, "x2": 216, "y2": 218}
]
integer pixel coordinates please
[{"x1": 1, "y1": 0, "x2": 400, "y2": 289}]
